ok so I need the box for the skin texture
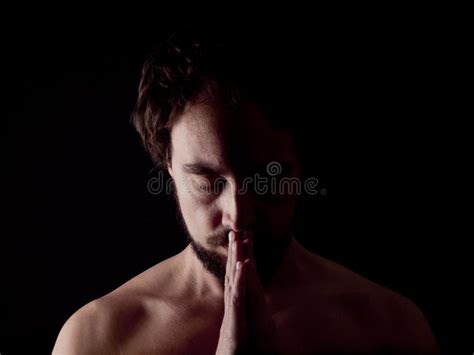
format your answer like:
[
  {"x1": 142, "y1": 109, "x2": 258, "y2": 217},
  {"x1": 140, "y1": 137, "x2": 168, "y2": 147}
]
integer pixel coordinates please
[{"x1": 53, "y1": 94, "x2": 439, "y2": 354}]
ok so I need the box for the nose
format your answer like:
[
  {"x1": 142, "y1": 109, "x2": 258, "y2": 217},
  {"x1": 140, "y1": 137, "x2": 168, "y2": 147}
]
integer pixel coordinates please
[{"x1": 220, "y1": 179, "x2": 256, "y2": 232}]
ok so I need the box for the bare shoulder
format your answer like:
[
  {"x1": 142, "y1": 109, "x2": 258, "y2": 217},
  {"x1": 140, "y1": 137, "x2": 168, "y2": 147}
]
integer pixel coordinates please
[
  {"x1": 378, "y1": 286, "x2": 440, "y2": 354},
  {"x1": 53, "y1": 251, "x2": 185, "y2": 354},
  {"x1": 52, "y1": 296, "x2": 122, "y2": 354},
  {"x1": 303, "y1": 249, "x2": 439, "y2": 353}
]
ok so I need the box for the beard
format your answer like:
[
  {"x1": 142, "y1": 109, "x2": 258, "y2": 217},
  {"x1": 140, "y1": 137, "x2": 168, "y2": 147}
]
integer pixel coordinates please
[
  {"x1": 177, "y1": 210, "x2": 292, "y2": 286},
  {"x1": 187, "y1": 234, "x2": 227, "y2": 284},
  {"x1": 188, "y1": 232, "x2": 291, "y2": 287}
]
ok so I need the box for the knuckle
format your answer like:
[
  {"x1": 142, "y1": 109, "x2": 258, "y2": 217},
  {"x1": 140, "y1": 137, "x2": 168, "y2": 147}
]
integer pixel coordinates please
[{"x1": 231, "y1": 295, "x2": 240, "y2": 307}]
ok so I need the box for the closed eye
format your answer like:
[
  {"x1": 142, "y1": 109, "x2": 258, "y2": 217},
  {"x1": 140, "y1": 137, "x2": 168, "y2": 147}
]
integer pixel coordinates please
[
  {"x1": 183, "y1": 163, "x2": 221, "y2": 176},
  {"x1": 192, "y1": 174, "x2": 227, "y2": 195}
]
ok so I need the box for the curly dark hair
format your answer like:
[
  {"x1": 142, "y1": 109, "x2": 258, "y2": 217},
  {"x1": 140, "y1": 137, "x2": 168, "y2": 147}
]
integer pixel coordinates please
[{"x1": 131, "y1": 28, "x2": 298, "y2": 168}]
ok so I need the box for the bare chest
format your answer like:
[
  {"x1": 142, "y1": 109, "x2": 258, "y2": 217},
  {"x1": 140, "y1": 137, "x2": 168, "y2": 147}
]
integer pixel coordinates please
[
  {"x1": 117, "y1": 297, "x2": 386, "y2": 354},
  {"x1": 271, "y1": 300, "x2": 386, "y2": 354}
]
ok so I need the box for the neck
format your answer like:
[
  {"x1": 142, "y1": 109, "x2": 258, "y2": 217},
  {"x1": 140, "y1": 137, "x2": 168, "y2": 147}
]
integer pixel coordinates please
[{"x1": 182, "y1": 245, "x2": 225, "y2": 298}]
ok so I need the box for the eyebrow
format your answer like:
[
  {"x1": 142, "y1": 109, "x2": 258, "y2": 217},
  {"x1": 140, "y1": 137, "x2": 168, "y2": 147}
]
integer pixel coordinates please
[
  {"x1": 182, "y1": 163, "x2": 221, "y2": 175},
  {"x1": 182, "y1": 161, "x2": 293, "y2": 176}
]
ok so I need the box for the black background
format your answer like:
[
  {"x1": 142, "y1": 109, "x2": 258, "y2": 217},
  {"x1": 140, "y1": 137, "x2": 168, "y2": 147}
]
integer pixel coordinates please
[{"x1": 3, "y1": 9, "x2": 471, "y2": 354}]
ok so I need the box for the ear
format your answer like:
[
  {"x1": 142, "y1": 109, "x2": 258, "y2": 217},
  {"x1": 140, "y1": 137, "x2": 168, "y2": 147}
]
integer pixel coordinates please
[
  {"x1": 167, "y1": 160, "x2": 174, "y2": 178},
  {"x1": 165, "y1": 147, "x2": 174, "y2": 178}
]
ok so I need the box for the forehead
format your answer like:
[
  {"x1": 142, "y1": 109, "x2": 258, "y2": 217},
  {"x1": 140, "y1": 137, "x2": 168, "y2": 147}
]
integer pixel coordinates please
[{"x1": 170, "y1": 99, "x2": 296, "y2": 171}]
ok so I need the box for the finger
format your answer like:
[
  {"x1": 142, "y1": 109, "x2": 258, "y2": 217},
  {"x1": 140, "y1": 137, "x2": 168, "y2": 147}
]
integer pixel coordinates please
[
  {"x1": 235, "y1": 234, "x2": 244, "y2": 264},
  {"x1": 231, "y1": 237, "x2": 239, "y2": 282},
  {"x1": 233, "y1": 261, "x2": 245, "y2": 300},
  {"x1": 228, "y1": 231, "x2": 236, "y2": 285},
  {"x1": 234, "y1": 231, "x2": 244, "y2": 261},
  {"x1": 225, "y1": 232, "x2": 236, "y2": 306},
  {"x1": 232, "y1": 231, "x2": 245, "y2": 282},
  {"x1": 232, "y1": 260, "x2": 247, "y2": 342},
  {"x1": 226, "y1": 231, "x2": 233, "y2": 281}
]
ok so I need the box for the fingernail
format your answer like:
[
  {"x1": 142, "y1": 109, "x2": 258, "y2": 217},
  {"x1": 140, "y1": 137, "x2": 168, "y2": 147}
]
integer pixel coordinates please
[
  {"x1": 236, "y1": 261, "x2": 241, "y2": 270},
  {"x1": 229, "y1": 231, "x2": 234, "y2": 243}
]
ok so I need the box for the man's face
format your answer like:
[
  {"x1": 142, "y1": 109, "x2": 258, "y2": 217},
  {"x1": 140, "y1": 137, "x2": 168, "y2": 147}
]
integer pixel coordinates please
[{"x1": 168, "y1": 94, "x2": 300, "y2": 283}]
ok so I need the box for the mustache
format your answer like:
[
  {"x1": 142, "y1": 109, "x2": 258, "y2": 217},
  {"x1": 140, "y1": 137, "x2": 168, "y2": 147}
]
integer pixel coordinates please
[
  {"x1": 205, "y1": 229, "x2": 269, "y2": 248},
  {"x1": 206, "y1": 229, "x2": 231, "y2": 247}
]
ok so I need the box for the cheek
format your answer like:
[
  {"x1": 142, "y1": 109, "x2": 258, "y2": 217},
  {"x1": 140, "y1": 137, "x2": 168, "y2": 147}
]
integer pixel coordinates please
[
  {"x1": 174, "y1": 177, "x2": 222, "y2": 236},
  {"x1": 192, "y1": 204, "x2": 221, "y2": 234},
  {"x1": 259, "y1": 198, "x2": 296, "y2": 233}
]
